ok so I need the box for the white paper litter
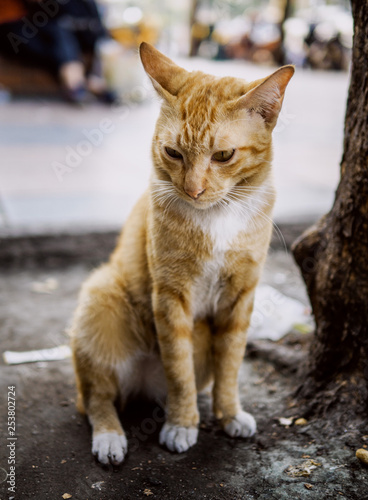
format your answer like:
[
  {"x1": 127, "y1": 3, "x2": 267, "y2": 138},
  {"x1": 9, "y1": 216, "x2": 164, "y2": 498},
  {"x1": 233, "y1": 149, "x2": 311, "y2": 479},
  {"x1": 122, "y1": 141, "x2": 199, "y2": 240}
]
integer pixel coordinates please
[
  {"x1": 3, "y1": 345, "x2": 71, "y2": 365},
  {"x1": 248, "y1": 285, "x2": 311, "y2": 341},
  {"x1": 279, "y1": 417, "x2": 294, "y2": 427}
]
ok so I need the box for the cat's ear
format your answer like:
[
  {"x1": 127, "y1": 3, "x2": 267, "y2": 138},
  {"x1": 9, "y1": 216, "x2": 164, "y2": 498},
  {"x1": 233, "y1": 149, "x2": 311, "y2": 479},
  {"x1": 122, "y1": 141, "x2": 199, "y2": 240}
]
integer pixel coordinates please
[
  {"x1": 139, "y1": 42, "x2": 189, "y2": 101},
  {"x1": 235, "y1": 65, "x2": 295, "y2": 127}
]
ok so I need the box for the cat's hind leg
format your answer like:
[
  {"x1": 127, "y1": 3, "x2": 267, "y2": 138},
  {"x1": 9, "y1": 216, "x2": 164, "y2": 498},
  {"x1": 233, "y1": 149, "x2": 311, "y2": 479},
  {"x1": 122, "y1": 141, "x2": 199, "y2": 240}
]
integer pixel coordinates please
[
  {"x1": 71, "y1": 263, "x2": 141, "y2": 465},
  {"x1": 73, "y1": 343, "x2": 128, "y2": 465}
]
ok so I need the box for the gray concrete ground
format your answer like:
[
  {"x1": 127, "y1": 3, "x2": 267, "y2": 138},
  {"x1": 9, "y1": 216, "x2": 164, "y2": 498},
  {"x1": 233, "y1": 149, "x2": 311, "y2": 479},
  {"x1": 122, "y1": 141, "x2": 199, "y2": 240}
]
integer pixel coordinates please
[
  {"x1": 0, "y1": 249, "x2": 367, "y2": 500},
  {"x1": 0, "y1": 58, "x2": 349, "y2": 235}
]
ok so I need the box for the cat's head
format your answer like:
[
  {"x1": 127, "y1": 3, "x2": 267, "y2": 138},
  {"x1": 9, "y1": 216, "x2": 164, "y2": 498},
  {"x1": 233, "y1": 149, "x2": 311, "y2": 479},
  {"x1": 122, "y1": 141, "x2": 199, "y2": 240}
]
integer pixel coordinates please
[{"x1": 140, "y1": 42, "x2": 294, "y2": 211}]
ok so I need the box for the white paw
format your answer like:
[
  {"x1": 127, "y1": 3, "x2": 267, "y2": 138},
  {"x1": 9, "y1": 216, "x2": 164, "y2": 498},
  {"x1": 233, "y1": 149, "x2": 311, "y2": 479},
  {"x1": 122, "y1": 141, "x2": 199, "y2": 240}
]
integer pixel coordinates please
[
  {"x1": 159, "y1": 423, "x2": 198, "y2": 453},
  {"x1": 223, "y1": 411, "x2": 257, "y2": 438},
  {"x1": 92, "y1": 432, "x2": 128, "y2": 465}
]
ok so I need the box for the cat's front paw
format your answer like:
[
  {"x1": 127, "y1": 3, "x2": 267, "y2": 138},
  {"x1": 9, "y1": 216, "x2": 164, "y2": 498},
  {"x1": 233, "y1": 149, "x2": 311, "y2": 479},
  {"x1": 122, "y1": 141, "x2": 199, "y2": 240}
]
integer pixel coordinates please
[
  {"x1": 223, "y1": 411, "x2": 256, "y2": 438},
  {"x1": 92, "y1": 432, "x2": 128, "y2": 465},
  {"x1": 159, "y1": 422, "x2": 198, "y2": 453}
]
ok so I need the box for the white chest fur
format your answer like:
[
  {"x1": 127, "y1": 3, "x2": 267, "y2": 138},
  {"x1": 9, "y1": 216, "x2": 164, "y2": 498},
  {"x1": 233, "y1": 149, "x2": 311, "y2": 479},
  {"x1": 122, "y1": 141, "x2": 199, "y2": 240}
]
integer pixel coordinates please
[
  {"x1": 191, "y1": 252, "x2": 225, "y2": 319},
  {"x1": 183, "y1": 185, "x2": 272, "y2": 320},
  {"x1": 190, "y1": 206, "x2": 248, "y2": 320}
]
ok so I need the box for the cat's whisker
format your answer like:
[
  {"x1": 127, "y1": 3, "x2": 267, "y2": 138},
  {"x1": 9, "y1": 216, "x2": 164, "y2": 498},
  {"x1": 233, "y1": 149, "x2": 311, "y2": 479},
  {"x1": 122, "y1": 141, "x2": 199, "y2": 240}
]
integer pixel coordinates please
[
  {"x1": 225, "y1": 190, "x2": 275, "y2": 232},
  {"x1": 152, "y1": 180, "x2": 174, "y2": 188},
  {"x1": 223, "y1": 195, "x2": 249, "y2": 221},
  {"x1": 224, "y1": 197, "x2": 258, "y2": 232},
  {"x1": 152, "y1": 185, "x2": 172, "y2": 189},
  {"x1": 152, "y1": 179, "x2": 172, "y2": 185},
  {"x1": 156, "y1": 194, "x2": 176, "y2": 208},
  {"x1": 163, "y1": 194, "x2": 178, "y2": 219},
  {"x1": 235, "y1": 199, "x2": 287, "y2": 254},
  {"x1": 215, "y1": 198, "x2": 233, "y2": 218},
  {"x1": 151, "y1": 189, "x2": 175, "y2": 199},
  {"x1": 151, "y1": 188, "x2": 175, "y2": 197},
  {"x1": 227, "y1": 191, "x2": 273, "y2": 208},
  {"x1": 232, "y1": 191, "x2": 275, "y2": 199},
  {"x1": 229, "y1": 187, "x2": 275, "y2": 199},
  {"x1": 152, "y1": 195, "x2": 171, "y2": 206},
  {"x1": 231, "y1": 185, "x2": 275, "y2": 195},
  {"x1": 151, "y1": 187, "x2": 178, "y2": 209}
]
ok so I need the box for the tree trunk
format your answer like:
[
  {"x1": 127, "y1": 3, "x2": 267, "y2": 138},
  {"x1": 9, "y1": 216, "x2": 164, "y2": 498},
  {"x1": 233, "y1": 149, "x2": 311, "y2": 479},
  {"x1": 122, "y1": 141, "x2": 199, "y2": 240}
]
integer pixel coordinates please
[{"x1": 292, "y1": 0, "x2": 368, "y2": 417}]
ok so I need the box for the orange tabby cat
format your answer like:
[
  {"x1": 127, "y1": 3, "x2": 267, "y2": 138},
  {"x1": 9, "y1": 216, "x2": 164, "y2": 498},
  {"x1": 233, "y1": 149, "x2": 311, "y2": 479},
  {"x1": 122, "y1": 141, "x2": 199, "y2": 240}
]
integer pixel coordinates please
[{"x1": 70, "y1": 42, "x2": 294, "y2": 465}]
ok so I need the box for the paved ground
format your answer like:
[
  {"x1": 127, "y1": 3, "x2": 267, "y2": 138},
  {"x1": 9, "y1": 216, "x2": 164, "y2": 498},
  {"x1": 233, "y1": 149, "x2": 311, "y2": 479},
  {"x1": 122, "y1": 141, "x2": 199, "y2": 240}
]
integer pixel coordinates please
[
  {"x1": 0, "y1": 249, "x2": 367, "y2": 500},
  {"x1": 0, "y1": 58, "x2": 349, "y2": 235}
]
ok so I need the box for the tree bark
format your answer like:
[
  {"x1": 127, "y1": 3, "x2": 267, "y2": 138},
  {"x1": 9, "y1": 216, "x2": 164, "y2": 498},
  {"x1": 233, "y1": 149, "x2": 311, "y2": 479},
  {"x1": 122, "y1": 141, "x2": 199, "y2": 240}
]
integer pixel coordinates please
[{"x1": 292, "y1": 0, "x2": 368, "y2": 416}]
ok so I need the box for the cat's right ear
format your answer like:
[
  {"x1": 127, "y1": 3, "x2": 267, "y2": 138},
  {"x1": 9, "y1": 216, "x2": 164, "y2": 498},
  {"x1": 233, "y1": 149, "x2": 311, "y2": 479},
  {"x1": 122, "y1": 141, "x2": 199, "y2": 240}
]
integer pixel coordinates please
[
  {"x1": 234, "y1": 65, "x2": 295, "y2": 128},
  {"x1": 139, "y1": 42, "x2": 189, "y2": 102}
]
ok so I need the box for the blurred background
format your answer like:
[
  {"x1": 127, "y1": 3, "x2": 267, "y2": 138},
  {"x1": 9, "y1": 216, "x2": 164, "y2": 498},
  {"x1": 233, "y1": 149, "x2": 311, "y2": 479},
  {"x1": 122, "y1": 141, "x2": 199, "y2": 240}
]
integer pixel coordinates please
[{"x1": 0, "y1": 0, "x2": 353, "y2": 235}]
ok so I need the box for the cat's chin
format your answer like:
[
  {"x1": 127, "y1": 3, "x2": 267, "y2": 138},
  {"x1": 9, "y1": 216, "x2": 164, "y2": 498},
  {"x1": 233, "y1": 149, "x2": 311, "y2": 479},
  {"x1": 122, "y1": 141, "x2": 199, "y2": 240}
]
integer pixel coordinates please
[
  {"x1": 189, "y1": 202, "x2": 213, "y2": 211},
  {"x1": 181, "y1": 197, "x2": 220, "y2": 212}
]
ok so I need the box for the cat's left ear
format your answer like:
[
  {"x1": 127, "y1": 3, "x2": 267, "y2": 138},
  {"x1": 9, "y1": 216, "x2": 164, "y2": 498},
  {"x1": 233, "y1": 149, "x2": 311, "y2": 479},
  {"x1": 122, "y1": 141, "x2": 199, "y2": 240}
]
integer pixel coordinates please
[
  {"x1": 139, "y1": 42, "x2": 189, "y2": 102},
  {"x1": 235, "y1": 65, "x2": 295, "y2": 127}
]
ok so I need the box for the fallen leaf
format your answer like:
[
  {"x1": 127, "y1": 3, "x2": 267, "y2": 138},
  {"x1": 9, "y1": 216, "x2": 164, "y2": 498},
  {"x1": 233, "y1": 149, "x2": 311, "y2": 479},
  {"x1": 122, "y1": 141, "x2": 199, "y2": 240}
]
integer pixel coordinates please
[
  {"x1": 60, "y1": 460, "x2": 67, "y2": 464},
  {"x1": 295, "y1": 418, "x2": 308, "y2": 426},
  {"x1": 285, "y1": 460, "x2": 322, "y2": 478},
  {"x1": 293, "y1": 323, "x2": 313, "y2": 334},
  {"x1": 143, "y1": 489, "x2": 153, "y2": 496},
  {"x1": 62, "y1": 494, "x2": 72, "y2": 499},
  {"x1": 91, "y1": 481, "x2": 105, "y2": 491},
  {"x1": 356, "y1": 448, "x2": 368, "y2": 465},
  {"x1": 304, "y1": 483, "x2": 313, "y2": 490}
]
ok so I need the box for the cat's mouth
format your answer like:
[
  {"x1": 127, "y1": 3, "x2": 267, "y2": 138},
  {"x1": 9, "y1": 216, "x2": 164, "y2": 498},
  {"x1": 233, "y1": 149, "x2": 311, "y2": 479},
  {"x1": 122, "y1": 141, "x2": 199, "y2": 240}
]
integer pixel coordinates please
[
  {"x1": 180, "y1": 190, "x2": 228, "y2": 211},
  {"x1": 152, "y1": 179, "x2": 226, "y2": 211}
]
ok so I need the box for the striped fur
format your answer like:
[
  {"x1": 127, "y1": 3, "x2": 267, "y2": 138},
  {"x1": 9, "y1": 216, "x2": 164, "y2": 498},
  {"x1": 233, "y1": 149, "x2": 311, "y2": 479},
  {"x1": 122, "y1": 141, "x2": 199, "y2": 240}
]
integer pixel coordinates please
[{"x1": 71, "y1": 43, "x2": 294, "y2": 464}]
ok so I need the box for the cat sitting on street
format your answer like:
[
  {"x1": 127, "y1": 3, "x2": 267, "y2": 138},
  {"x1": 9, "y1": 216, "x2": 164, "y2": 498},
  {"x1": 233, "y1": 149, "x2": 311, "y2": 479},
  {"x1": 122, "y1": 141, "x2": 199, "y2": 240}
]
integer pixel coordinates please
[{"x1": 70, "y1": 42, "x2": 294, "y2": 465}]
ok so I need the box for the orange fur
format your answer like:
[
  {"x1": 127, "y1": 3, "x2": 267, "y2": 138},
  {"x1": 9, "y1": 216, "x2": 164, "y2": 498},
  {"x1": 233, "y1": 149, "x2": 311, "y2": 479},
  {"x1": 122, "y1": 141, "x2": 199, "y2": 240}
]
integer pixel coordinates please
[{"x1": 71, "y1": 42, "x2": 294, "y2": 464}]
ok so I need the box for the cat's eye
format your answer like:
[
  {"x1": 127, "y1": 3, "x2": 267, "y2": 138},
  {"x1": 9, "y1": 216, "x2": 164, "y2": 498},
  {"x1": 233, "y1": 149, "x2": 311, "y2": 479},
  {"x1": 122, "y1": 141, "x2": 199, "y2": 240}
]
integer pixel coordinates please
[
  {"x1": 211, "y1": 149, "x2": 235, "y2": 163},
  {"x1": 165, "y1": 147, "x2": 183, "y2": 160}
]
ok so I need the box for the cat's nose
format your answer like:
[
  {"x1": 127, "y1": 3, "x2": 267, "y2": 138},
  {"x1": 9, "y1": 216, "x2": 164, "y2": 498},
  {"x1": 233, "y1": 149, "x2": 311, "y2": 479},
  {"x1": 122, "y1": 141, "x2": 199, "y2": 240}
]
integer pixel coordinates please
[{"x1": 185, "y1": 187, "x2": 206, "y2": 200}]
